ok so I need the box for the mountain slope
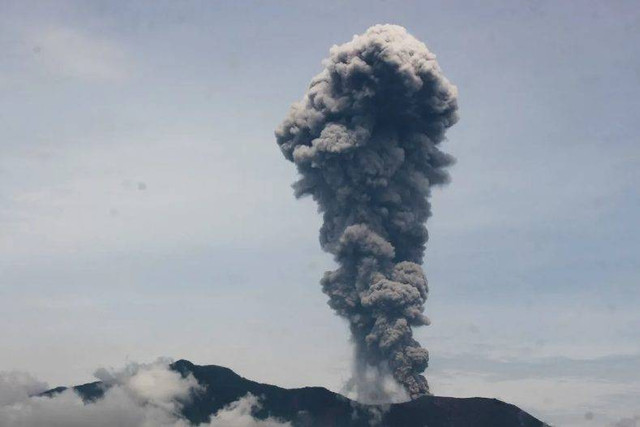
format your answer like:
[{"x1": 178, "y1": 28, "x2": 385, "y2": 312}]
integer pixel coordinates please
[{"x1": 44, "y1": 359, "x2": 547, "y2": 426}]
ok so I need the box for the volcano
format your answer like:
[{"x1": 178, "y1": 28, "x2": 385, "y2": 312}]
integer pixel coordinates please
[{"x1": 43, "y1": 360, "x2": 547, "y2": 426}]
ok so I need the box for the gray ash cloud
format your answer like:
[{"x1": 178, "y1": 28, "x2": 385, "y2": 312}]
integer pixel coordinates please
[{"x1": 276, "y1": 24, "x2": 459, "y2": 400}]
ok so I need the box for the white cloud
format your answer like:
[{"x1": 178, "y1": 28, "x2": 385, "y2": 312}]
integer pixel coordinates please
[
  {"x1": 205, "y1": 394, "x2": 290, "y2": 427},
  {"x1": 93, "y1": 360, "x2": 197, "y2": 414},
  {"x1": 0, "y1": 372, "x2": 48, "y2": 406},
  {"x1": 0, "y1": 387, "x2": 187, "y2": 427},
  {"x1": 613, "y1": 415, "x2": 640, "y2": 427},
  {"x1": 0, "y1": 360, "x2": 289, "y2": 427}
]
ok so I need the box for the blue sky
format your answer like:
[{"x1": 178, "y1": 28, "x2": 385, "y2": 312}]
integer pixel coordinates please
[{"x1": 1, "y1": 1, "x2": 639, "y2": 425}]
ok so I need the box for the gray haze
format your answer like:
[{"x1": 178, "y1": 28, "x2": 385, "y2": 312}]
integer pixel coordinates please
[{"x1": 276, "y1": 25, "x2": 458, "y2": 400}]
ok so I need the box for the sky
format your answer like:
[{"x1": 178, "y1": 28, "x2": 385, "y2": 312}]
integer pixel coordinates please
[{"x1": 0, "y1": 0, "x2": 639, "y2": 425}]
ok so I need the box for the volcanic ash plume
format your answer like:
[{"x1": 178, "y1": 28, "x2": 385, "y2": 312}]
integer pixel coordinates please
[{"x1": 275, "y1": 24, "x2": 459, "y2": 400}]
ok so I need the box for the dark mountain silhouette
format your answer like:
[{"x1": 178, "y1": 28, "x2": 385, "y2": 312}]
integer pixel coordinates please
[{"x1": 43, "y1": 360, "x2": 547, "y2": 426}]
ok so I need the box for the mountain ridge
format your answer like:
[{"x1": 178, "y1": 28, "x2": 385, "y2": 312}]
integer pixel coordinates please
[{"x1": 43, "y1": 359, "x2": 548, "y2": 426}]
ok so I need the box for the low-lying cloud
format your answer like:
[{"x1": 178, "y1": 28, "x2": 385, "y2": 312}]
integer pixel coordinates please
[{"x1": 0, "y1": 360, "x2": 289, "y2": 427}]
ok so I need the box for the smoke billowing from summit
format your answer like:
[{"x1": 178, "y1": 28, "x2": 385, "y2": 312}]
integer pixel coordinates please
[{"x1": 276, "y1": 25, "x2": 459, "y2": 400}]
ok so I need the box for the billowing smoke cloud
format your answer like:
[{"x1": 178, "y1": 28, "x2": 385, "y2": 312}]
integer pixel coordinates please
[
  {"x1": 276, "y1": 24, "x2": 459, "y2": 400},
  {"x1": 0, "y1": 361, "x2": 289, "y2": 427}
]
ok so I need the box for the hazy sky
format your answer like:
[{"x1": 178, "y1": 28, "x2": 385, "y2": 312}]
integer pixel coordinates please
[{"x1": 1, "y1": 1, "x2": 639, "y2": 425}]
